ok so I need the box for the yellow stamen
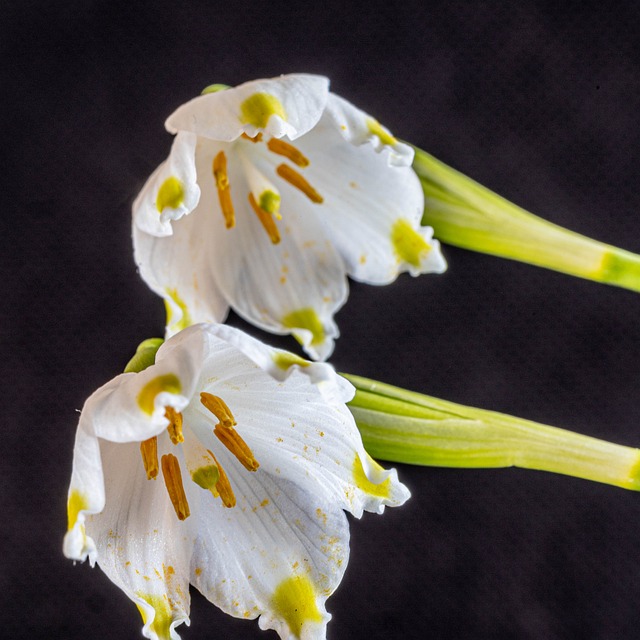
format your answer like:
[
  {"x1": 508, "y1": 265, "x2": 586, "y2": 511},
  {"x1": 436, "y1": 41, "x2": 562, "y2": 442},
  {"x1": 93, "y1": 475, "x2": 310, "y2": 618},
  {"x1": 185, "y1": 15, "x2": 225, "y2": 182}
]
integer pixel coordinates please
[
  {"x1": 208, "y1": 450, "x2": 236, "y2": 508},
  {"x1": 241, "y1": 132, "x2": 263, "y2": 143},
  {"x1": 276, "y1": 163, "x2": 323, "y2": 203},
  {"x1": 213, "y1": 150, "x2": 235, "y2": 228},
  {"x1": 267, "y1": 138, "x2": 309, "y2": 168},
  {"x1": 161, "y1": 453, "x2": 190, "y2": 520},
  {"x1": 200, "y1": 392, "x2": 237, "y2": 429},
  {"x1": 165, "y1": 406, "x2": 184, "y2": 445},
  {"x1": 248, "y1": 192, "x2": 281, "y2": 244},
  {"x1": 140, "y1": 437, "x2": 159, "y2": 480},
  {"x1": 214, "y1": 425, "x2": 260, "y2": 472}
]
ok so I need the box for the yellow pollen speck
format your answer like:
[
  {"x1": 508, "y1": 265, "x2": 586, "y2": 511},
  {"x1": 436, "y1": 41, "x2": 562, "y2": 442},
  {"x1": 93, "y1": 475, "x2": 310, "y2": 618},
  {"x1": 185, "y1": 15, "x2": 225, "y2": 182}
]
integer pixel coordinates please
[
  {"x1": 353, "y1": 453, "x2": 391, "y2": 499},
  {"x1": 272, "y1": 351, "x2": 311, "y2": 370},
  {"x1": 156, "y1": 176, "x2": 185, "y2": 213},
  {"x1": 271, "y1": 575, "x2": 323, "y2": 638},
  {"x1": 137, "y1": 374, "x2": 182, "y2": 416},
  {"x1": 366, "y1": 117, "x2": 397, "y2": 146},
  {"x1": 282, "y1": 308, "x2": 325, "y2": 347},
  {"x1": 67, "y1": 490, "x2": 89, "y2": 531},
  {"x1": 136, "y1": 594, "x2": 173, "y2": 640},
  {"x1": 391, "y1": 218, "x2": 431, "y2": 268},
  {"x1": 195, "y1": 567, "x2": 202, "y2": 576},
  {"x1": 240, "y1": 92, "x2": 287, "y2": 129}
]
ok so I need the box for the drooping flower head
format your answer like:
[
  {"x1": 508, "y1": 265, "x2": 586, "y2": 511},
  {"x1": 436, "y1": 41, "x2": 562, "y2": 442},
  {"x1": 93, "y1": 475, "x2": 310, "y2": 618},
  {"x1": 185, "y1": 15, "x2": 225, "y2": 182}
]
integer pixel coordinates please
[
  {"x1": 64, "y1": 323, "x2": 409, "y2": 640},
  {"x1": 133, "y1": 74, "x2": 446, "y2": 360}
]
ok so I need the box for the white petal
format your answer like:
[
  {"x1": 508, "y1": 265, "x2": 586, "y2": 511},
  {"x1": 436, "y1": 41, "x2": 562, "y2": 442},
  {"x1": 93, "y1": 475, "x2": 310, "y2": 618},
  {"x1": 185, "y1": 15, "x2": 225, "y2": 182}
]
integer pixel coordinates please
[
  {"x1": 86, "y1": 440, "x2": 193, "y2": 640},
  {"x1": 324, "y1": 93, "x2": 415, "y2": 167},
  {"x1": 201, "y1": 146, "x2": 348, "y2": 360},
  {"x1": 190, "y1": 332, "x2": 410, "y2": 517},
  {"x1": 133, "y1": 175, "x2": 230, "y2": 337},
  {"x1": 287, "y1": 108, "x2": 447, "y2": 284},
  {"x1": 190, "y1": 467, "x2": 347, "y2": 640},
  {"x1": 166, "y1": 74, "x2": 329, "y2": 142},
  {"x1": 133, "y1": 132, "x2": 201, "y2": 237},
  {"x1": 85, "y1": 329, "x2": 209, "y2": 443}
]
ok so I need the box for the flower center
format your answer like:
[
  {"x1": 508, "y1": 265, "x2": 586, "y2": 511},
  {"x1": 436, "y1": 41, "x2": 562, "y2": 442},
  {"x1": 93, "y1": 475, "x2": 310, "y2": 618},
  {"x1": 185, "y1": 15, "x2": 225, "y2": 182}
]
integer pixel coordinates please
[
  {"x1": 211, "y1": 134, "x2": 324, "y2": 245},
  {"x1": 139, "y1": 392, "x2": 259, "y2": 520}
]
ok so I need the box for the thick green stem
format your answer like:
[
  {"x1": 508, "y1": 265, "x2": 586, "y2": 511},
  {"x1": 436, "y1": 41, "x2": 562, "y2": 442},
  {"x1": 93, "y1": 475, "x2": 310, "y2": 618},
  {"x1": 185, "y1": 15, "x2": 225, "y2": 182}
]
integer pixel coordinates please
[
  {"x1": 413, "y1": 147, "x2": 640, "y2": 292},
  {"x1": 345, "y1": 373, "x2": 640, "y2": 491}
]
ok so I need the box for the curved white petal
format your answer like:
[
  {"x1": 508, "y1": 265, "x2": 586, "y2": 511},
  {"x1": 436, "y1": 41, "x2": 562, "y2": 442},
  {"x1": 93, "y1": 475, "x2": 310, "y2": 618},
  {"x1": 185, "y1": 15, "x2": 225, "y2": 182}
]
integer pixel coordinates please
[
  {"x1": 133, "y1": 132, "x2": 201, "y2": 237},
  {"x1": 133, "y1": 179, "x2": 230, "y2": 337},
  {"x1": 87, "y1": 441, "x2": 194, "y2": 640},
  {"x1": 199, "y1": 146, "x2": 348, "y2": 360},
  {"x1": 189, "y1": 327, "x2": 410, "y2": 517},
  {"x1": 287, "y1": 109, "x2": 447, "y2": 284},
  {"x1": 190, "y1": 467, "x2": 347, "y2": 640},
  {"x1": 324, "y1": 93, "x2": 415, "y2": 167},
  {"x1": 166, "y1": 75, "x2": 330, "y2": 142}
]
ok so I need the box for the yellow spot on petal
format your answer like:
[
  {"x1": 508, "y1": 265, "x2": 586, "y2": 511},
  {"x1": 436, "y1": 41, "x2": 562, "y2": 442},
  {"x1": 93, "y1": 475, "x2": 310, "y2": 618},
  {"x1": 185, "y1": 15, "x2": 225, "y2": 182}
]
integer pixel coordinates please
[
  {"x1": 391, "y1": 218, "x2": 431, "y2": 268},
  {"x1": 67, "y1": 490, "x2": 89, "y2": 531},
  {"x1": 353, "y1": 453, "x2": 391, "y2": 499},
  {"x1": 138, "y1": 374, "x2": 182, "y2": 416},
  {"x1": 156, "y1": 176, "x2": 185, "y2": 213},
  {"x1": 282, "y1": 308, "x2": 325, "y2": 347},
  {"x1": 164, "y1": 288, "x2": 191, "y2": 333},
  {"x1": 366, "y1": 117, "x2": 397, "y2": 146},
  {"x1": 272, "y1": 351, "x2": 311, "y2": 370},
  {"x1": 136, "y1": 594, "x2": 173, "y2": 640},
  {"x1": 191, "y1": 464, "x2": 220, "y2": 491},
  {"x1": 240, "y1": 92, "x2": 287, "y2": 129},
  {"x1": 272, "y1": 575, "x2": 323, "y2": 638}
]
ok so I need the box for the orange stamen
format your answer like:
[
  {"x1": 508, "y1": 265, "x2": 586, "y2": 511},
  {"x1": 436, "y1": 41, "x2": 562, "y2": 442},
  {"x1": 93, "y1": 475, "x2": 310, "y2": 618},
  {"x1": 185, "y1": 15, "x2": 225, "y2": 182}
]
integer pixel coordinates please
[
  {"x1": 241, "y1": 132, "x2": 263, "y2": 143},
  {"x1": 213, "y1": 150, "x2": 235, "y2": 228},
  {"x1": 140, "y1": 437, "x2": 159, "y2": 480},
  {"x1": 161, "y1": 453, "x2": 191, "y2": 520},
  {"x1": 247, "y1": 193, "x2": 281, "y2": 244},
  {"x1": 200, "y1": 392, "x2": 237, "y2": 429},
  {"x1": 267, "y1": 138, "x2": 309, "y2": 167},
  {"x1": 165, "y1": 406, "x2": 184, "y2": 445},
  {"x1": 208, "y1": 450, "x2": 236, "y2": 508},
  {"x1": 214, "y1": 425, "x2": 260, "y2": 472},
  {"x1": 276, "y1": 164, "x2": 323, "y2": 203}
]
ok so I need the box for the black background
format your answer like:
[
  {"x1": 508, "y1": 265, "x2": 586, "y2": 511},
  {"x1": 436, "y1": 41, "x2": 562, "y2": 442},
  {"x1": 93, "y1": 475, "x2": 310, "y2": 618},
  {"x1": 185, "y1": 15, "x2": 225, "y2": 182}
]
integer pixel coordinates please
[{"x1": 5, "y1": 1, "x2": 640, "y2": 639}]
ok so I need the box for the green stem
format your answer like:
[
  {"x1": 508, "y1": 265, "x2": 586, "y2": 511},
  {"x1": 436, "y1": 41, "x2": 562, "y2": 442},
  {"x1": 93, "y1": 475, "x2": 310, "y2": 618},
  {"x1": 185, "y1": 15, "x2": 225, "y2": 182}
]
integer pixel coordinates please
[
  {"x1": 413, "y1": 147, "x2": 640, "y2": 292},
  {"x1": 345, "y1": 373, "x2": 640, "y2": 491}
]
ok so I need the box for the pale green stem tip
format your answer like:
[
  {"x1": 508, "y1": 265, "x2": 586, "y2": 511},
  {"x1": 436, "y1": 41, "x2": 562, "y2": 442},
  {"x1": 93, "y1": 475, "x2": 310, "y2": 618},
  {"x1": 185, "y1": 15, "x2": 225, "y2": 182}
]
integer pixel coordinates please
[
  {"x1": 413, "y1": 146, "x2": 640, "y2": 293},
  {"x1": 345, "y1": 373, "x2": 640, "y2": 492}
]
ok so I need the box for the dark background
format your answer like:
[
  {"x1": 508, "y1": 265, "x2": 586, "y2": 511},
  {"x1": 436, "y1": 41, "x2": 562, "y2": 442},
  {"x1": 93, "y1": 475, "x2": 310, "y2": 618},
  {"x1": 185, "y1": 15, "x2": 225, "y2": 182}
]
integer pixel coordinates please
[{"x1": 5, "y1": 1, "x2": 640, "y2": 638}]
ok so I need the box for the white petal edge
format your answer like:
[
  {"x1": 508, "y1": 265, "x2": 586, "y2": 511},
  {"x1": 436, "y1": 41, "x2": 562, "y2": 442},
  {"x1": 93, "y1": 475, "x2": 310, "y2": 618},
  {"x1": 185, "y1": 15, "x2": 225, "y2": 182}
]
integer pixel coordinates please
[{"x1": 166, "y1": 74, "x2": 330, "y2": 142}]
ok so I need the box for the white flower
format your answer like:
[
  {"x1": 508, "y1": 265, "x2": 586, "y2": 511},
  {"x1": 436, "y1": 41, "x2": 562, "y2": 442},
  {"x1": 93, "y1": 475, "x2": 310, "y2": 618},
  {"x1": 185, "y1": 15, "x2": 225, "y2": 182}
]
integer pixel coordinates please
[
  {"x1": 64, "y1": 324, "x2": 409, "y2": 640},
  {"x1": 132, "y1": 74, "x2": 446, "y2": 360}
]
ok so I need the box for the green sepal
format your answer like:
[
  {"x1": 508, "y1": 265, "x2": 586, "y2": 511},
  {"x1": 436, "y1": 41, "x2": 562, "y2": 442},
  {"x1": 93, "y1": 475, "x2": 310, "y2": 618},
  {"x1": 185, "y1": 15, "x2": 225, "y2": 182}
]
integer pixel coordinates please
[
  {"x1": 345, "y1": 373, "x2": 640, "y2": 491},
  {"x1": 124, "y1": 338, "x2": 164, "y2": 374},
  {"x1": 413, "y1": 146, "x2": 640, "y2": 293}
]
